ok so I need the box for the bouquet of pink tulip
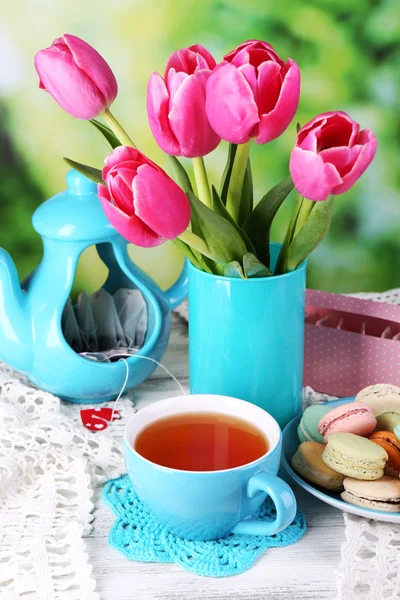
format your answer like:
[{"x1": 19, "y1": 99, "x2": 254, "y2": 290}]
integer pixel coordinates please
[{"x1": 34, "y1": 35, "x2": 377, "y2": 278}]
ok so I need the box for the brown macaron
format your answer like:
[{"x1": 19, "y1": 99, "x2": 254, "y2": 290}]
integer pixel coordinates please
[{"x1": 369, "y1": 431, "x2": 400, "y2": 477}]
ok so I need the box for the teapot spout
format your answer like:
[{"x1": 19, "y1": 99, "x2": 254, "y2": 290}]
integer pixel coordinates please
[{"x1": 0, "y1": 249, "x2": 30, "y2": 371}]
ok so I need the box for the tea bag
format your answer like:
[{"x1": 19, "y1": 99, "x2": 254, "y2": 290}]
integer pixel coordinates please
[
  {"x1": 104, "y1": 346, "x2": 139, "y2": 361},
  {"x1": 77, "y1": 291, "x2": 98, "y2": 351},
  {"x1": 113, "y1": 288, "x2": 147, "y2": 348},
  {"x1": 90, "y1": 288, "x2": 127, "y2": 350},
  {"x1": 62, "y1": 298, "x2": 83, "y2": 352},
  {"x1": 80, "y1": 351, "x2": 109, "y2": 362}
]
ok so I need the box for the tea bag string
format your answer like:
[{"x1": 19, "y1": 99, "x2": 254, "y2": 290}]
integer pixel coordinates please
[{"x1": 111, "y1": 356, "x2": 187, "y2": 421}]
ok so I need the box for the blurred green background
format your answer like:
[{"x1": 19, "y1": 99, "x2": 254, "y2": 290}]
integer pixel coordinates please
[{"x1": 0, "y1": 0, "x2": 399, "y2": 294}]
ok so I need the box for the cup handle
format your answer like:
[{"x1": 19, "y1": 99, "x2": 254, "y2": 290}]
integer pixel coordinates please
[
  {"x1": 231, "y1": 472, "x2": 297, "y2": 536},
  {"x1": 162, "y1": 260, "x2": 188, "y2": 311}
]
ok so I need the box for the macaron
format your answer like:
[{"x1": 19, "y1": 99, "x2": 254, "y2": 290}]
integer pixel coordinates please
[
  {"x1": 375, "y1": 409, "x2": 400, "y2": 433},
  {"x1": 395, "y1": 424, "x2": 400, "y2": 441},
  {"x1": 291, "y1": 442, "x2": 345, "y2": 491},
  {"x1": 318, "y1": 402, "x2": 376, "y2": 443},
  {"x1": 341, "y1": 476, "x2": 400, "y2": 513},
  {"x1": 355, "y1": 384, "x2": 400, "y2": 415},
  {"x1": 322, "y1": 433, "x2": 388, "y2": 480},
  {"x1": 297, "y1": 404, "x2": 330, "y2": 443},
  {"x1": 369, "y1": 431, "x2": 400, "y2": 477}
]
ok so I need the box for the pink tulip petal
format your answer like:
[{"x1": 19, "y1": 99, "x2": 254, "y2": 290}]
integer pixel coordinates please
[
  {"x1": 256, "y1": 60, "x2": 281, "y2": 115},
  {"x1": 111, "y1": 164, "x2": 141, "y2": 185},
  {"x1": 63, "y1": 34, "x2": 117, "y2": 107},
  {"x1": 169, "y1": 70, "x2": 220, "y2": 157},
  {"x1": 165, "y1": 44, "x2": 216, "y2": 76},
  {"x1": 290, "y1": 147, "x2": 343, "y2": 201},
  {"x1": 332, "y1": 129, "x2": 377, "y2": 195},
  {"x1": 298, "y1": 119, "x2": 327, "y2": 152},
  {"x1": 319, "y1": 146, "x2": 352, "y2": 171},
  {"x1": 238, "y1": 63, "x2": 258, "y2": 98},
  {"x1": 298, "y1": 111, "x2": 357, "y2": 147},
  {"x1": 317, "y1": 119, "x2": 354, "y2": 150},
  {"x1": 103, "y1": 147, "x2": 145, "y2": 179},
  {"x1": 133, "y1": 164, "x2": 190, "y2": 239},
  {"x1": 166, "y1": 68, "x2": 188, "y2": 111},
  {"x1": 147, "y1": 72, "x2": 180, "y2": 155},
  {"x1": 99, "y1": 195, "x2": 164, "y2": 247},
  {"x1": 108, "y1": 175, "x2": 134, "y2": 216},
  {"x1": 206, "y1": 62, "x2": 259, "y2": 144},
  {"x1": 230, "y1": 48, "x2": 251, "y2": 67},
  {"x1": 97, "y1": 183, "x2": 111, "y2": 203},
  {"x1": 225, "y1": 40, "x2": 280, "y2": 64},
  {"x1": 256, "y1": 59, "x2": 300, "y2": 144},
  {"x1": 34, "y1": 48, "x2": 106, "y2": 119}
]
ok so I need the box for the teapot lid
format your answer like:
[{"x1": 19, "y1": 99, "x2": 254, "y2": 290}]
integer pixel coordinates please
[{"x1": 32, "y1": 170, "x2": 118, "y2": 242}]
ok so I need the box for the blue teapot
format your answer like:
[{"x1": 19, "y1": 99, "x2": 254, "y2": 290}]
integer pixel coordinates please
[{"x1": 0, "y1": 170, "x2": 188, "y2": 403}]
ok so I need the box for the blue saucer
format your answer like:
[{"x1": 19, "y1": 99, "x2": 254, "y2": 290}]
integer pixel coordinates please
[{"x1": 282, "y1": 398, "x2": 400, "y2": 523}]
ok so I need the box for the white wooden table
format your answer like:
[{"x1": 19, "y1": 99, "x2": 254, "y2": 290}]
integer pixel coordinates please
[{"x1": 86, "y1": 313, "x2": 344, "y2": 599}]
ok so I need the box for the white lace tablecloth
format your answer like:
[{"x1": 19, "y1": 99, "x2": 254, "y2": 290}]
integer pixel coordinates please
[
  {"x1": 0, "y1": 365, "x2": 136, "y2": 599},
  {"x1": 1, "y1": 288, "x2": 399, "y2": 599}
]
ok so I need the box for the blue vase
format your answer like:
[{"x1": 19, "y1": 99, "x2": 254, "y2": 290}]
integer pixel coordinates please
[{"x1": 188, "y1": 243, "x2": 306, "y2": 427}]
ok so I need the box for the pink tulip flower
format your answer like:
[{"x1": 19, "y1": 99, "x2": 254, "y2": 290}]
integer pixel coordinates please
[
  {"x1": 147, "y1": 44, "x2": 220, "y2": 157},
  {"x1": 205, "y1": 40, "x2": 300, "y2": 145},
  {"x1": 34, "y1": 34, "x2": 117, "y2": 120},
  {"x1": 97, "y1": 146, "x2": 190, "y2": 247},
  {"x1": 289, "y1": 111, "x2": 377, "y2": 201}
]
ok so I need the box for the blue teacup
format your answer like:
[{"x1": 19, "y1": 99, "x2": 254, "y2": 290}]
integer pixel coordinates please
[{"x1": 123, "y1": 394, "x2": 297, "y2": 541}]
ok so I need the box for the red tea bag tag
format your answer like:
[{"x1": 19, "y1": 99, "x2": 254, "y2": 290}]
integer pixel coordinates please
[{"x1": 80, "y1": 407, "x2": 121, "y2": 431}]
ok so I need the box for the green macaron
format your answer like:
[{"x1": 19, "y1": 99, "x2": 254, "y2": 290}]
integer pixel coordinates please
[
  {"x1": 322, "y1": 432, "x2": 388, "y2": 480},
  {"x1": 375, "y1": 409, "x2": 400, "y2": 433},
  {"x1": 297, "y1": 404, "x2": 330, "y2": 444}
]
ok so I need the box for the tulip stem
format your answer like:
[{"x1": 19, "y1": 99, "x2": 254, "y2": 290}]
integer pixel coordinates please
[
  {"x1": 294, "y1": 197, "x2": 315, "y2": 236},
  {"x1": 226, "y1": 140, "x2": 251, "y2": 223},
  {"x1": 275, "y1": 194, "x2": 303, "y2": 275},
  {"x1": 192, "y1": 157, "x2": 212, "y2": 208},
  {"x1": 103, "y1": 109, "x2": 137, "y2": 148},
  {"x1": 178, "y1": 229, "x2": 215, "y2": 261}
]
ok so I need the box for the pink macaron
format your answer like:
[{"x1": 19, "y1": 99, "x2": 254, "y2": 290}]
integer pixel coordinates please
[{"x1": 318, "y1": 403, "x2": 377, "y2": 443}]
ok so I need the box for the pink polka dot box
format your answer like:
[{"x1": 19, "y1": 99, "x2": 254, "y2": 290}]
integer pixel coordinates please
[{"x1": 304, "y1": 290, "x2": 400, "y2": 397}]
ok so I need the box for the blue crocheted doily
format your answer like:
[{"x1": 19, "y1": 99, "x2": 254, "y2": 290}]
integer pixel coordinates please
[{"x1": 103, "y1": 475, "x2": 306, "y2": 577}]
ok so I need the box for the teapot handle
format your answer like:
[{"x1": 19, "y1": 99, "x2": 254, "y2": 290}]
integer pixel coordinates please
[{"x1": 162, "y1": 260, "x2": 188, "y2": 311}]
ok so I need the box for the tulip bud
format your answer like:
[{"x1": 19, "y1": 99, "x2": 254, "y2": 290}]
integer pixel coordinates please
[
  {"x1": 97, "y1": 146, "x2": 191, "y2": 247},
  {"x1": 206, "y1": 40, "x2": 300, "y2": 145},
  {"x1": 147, "y1": 44, "x2": 220, "y2": 158},
  {"x1": 34, "y1": 34, "x2": 117, "y2": 120},
  {"x1": 290, "y1": 111, "x2": 377, "y2": 201}
]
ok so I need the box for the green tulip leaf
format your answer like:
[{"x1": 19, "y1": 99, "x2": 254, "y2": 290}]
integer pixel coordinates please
[
  {"x1": 90, "y1": 119, "x2": 121, "y2": 149},
  {"x1": 187, "y1": 190, "x2": 248, "y2": 266},
  {"x1": 286, "y1": 196, "x2": 335, "y2": 271},
  {"x1": 243, "y1": 253, "x2": 273, "y2": 278},
  {"x1": 211, "y1": 185, "x2": 256, "y2": 255},
  {"x1": 224, "y1": 260, "x2": 245, "y2": 279},
  {"x1": 220, "y1": 143, "x2": 237, "y2": 205},
  {"x1": 243, "y1": 176, "x2": 294, "y2": 267},
  {"x1": 166, "y1": 154, "x2": 194, "y2": 195},
  {"x1": 63, "y1": 158, "x2": 104, "y2": 185},
  {"x1": 238, "y1": 161, "x2": 253, "y2": 226},
  {"x1": 296, "y1": 122, "x2": 302, "y2": 133}
]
